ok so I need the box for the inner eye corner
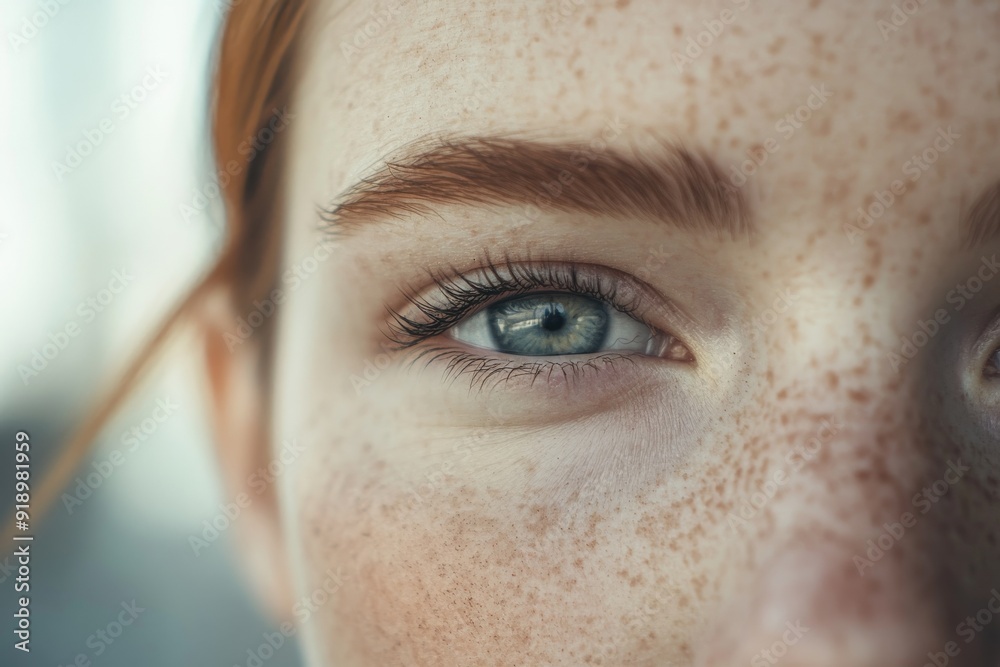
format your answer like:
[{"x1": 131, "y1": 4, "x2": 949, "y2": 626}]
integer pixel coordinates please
[{"x1": 985, "y1": 355, "x2": 1000, "y2": 379}]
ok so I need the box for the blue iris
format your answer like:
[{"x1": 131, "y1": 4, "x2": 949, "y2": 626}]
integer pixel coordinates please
[{"x1": 487, "y1": 293, "x2": 609, "y2": 355}]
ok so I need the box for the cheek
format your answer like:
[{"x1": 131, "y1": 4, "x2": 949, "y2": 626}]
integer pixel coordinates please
[{"x1": 286, "y1": 408, "x2": 732, "y2": 666}]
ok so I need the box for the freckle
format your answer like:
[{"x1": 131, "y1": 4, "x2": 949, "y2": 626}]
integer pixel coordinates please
[
  {"x1": 857, "y1": 134, "x2": 868, "y2": 149},
  {"x1": 889, "y1": 109, "x2": 922, "y2": 134},
  {"x1": 574, "y1": 68, "x2": 584, "y2": 80},
  {"x1": 826, "y1": 371, "x2": 840, "y2": 389},
  {"x1": 810, "y1": 31, "x2": 825, "y2": 52},
  {"x1": 777, "y1": 388, "x2": 788, "y2": 400},
  {"x1": 767, "y1": 36, "x2": 786, "y2": 55},
  {"x1": 862, "y1": 274, "x2": 875, "y2": 288},
  {"x1": 935, "y1": 95, "x2": 952, "y2": 120},
  {"x1": 717, "y1": 117, "x2": 730, "y2": 131},
  {"x1": 584, "y1": 15, "x2": 595, "y2": 27},
  {"x1": 732, "y1": 102, "x2": 746, "y2": 117},
  {"x1": 853, "y1": 295, "x2": 862, "y2": 306},
  {"x1": 848, "y1": 389, "x2": 871, "y2": 403},
  {"x1": 685, "y1": 103, "x2": 698, "y2": 133},
  {"x1": 673, "y1": 23, "x2": 682, "y2": 37},
  {"x1": 761, "y1": 63, "x2": 779, "y2": 78},
  {"x1": 816, "y1": 116, "x2": 832, "y2": 137}
]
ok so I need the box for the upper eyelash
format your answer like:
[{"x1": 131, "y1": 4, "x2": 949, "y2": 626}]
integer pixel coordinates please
[{"x1": 384, "y1": 257, "x2": 645, "y2": 349}]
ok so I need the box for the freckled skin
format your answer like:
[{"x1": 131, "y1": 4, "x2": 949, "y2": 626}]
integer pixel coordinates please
[{"x1": 253, "y1": 0, "x2": 1000, "y2": 665}]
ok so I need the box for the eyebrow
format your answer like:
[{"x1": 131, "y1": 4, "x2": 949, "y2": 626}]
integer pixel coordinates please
[
  {"x1": 320, "y1": 135, "x2": 752, "y2": 239},
  {"x1": 964, "y1": 179, "x2": 1000, "y2": 248}
]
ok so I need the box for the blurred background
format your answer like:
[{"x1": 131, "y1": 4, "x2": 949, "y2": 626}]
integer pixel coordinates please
[{"x1": 0, "y1": 0, "x2": 300, "y2": 664}]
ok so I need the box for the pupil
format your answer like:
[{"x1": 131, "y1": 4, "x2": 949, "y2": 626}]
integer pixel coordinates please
[{"x1": 540, "y1": 303, "x2": 566, "y2": 331}]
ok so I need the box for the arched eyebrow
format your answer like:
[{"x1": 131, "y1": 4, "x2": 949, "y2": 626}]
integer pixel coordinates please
[
  {"x1": 320, "y1": 135, "x2": 753, "y2": 240},
  {"x1": 964, "y1": 180, "x2": 1000, "y2": 248}
]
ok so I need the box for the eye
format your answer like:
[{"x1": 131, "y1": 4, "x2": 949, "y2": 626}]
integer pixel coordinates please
[
  {"x1": 385, "y1": 259, "x2": 696, "y2": 378},
  {"x1": 449, "y1": 291, "x2": 675, "y2": 357}
]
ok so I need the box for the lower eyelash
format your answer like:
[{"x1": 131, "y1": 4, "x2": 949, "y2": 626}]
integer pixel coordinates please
[{"x1": 404, "y1": 346, "x2": 638, "y2": 392}]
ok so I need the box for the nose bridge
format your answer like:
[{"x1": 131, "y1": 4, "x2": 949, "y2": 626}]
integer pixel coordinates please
[
  {"x1": 759, "y1": 286, "x2": 933, "y2": 532},
  {"x1": 696, "y1": 289, "x2": 972, "y2": 666}
]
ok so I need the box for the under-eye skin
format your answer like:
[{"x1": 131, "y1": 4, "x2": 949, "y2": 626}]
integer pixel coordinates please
[{"x1": 383, "y1": 258, "x2": 693, "y2": 388}]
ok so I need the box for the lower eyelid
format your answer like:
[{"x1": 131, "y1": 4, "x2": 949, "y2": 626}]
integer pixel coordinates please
[{"x1": 403, "y1": 346, "x2": 648, "y2": 394}]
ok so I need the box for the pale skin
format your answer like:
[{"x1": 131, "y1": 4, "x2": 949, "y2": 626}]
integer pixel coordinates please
[{"x1": 202, "y1": 0, "x2": 1000, "y2": 665}]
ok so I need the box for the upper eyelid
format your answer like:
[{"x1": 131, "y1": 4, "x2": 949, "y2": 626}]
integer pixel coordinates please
[{"x1": 384, "y1": 260, "x2": 692, "y2": 347}]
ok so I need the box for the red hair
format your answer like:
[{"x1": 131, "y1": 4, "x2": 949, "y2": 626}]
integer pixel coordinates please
[{"x1": 10, "y1": 0, "x2": 312, "y2": 540}]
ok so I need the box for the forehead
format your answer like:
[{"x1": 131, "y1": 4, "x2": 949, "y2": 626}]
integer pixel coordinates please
[{"x1": 291, "y1": 0, "x2": 1000, "y2": 243}]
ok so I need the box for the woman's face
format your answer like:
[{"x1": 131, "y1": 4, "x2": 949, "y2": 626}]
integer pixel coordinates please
[{"x1": 247, "y1": 0, "x2": 1000, "y2": 664}]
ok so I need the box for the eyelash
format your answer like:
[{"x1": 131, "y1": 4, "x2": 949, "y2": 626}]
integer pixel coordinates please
[
  {"x1": 385, "y1": 258, "x2": 648, "y2": 348},
  {"x1": 383, "y1": 258, "x2": 669, "y2": 387}
]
